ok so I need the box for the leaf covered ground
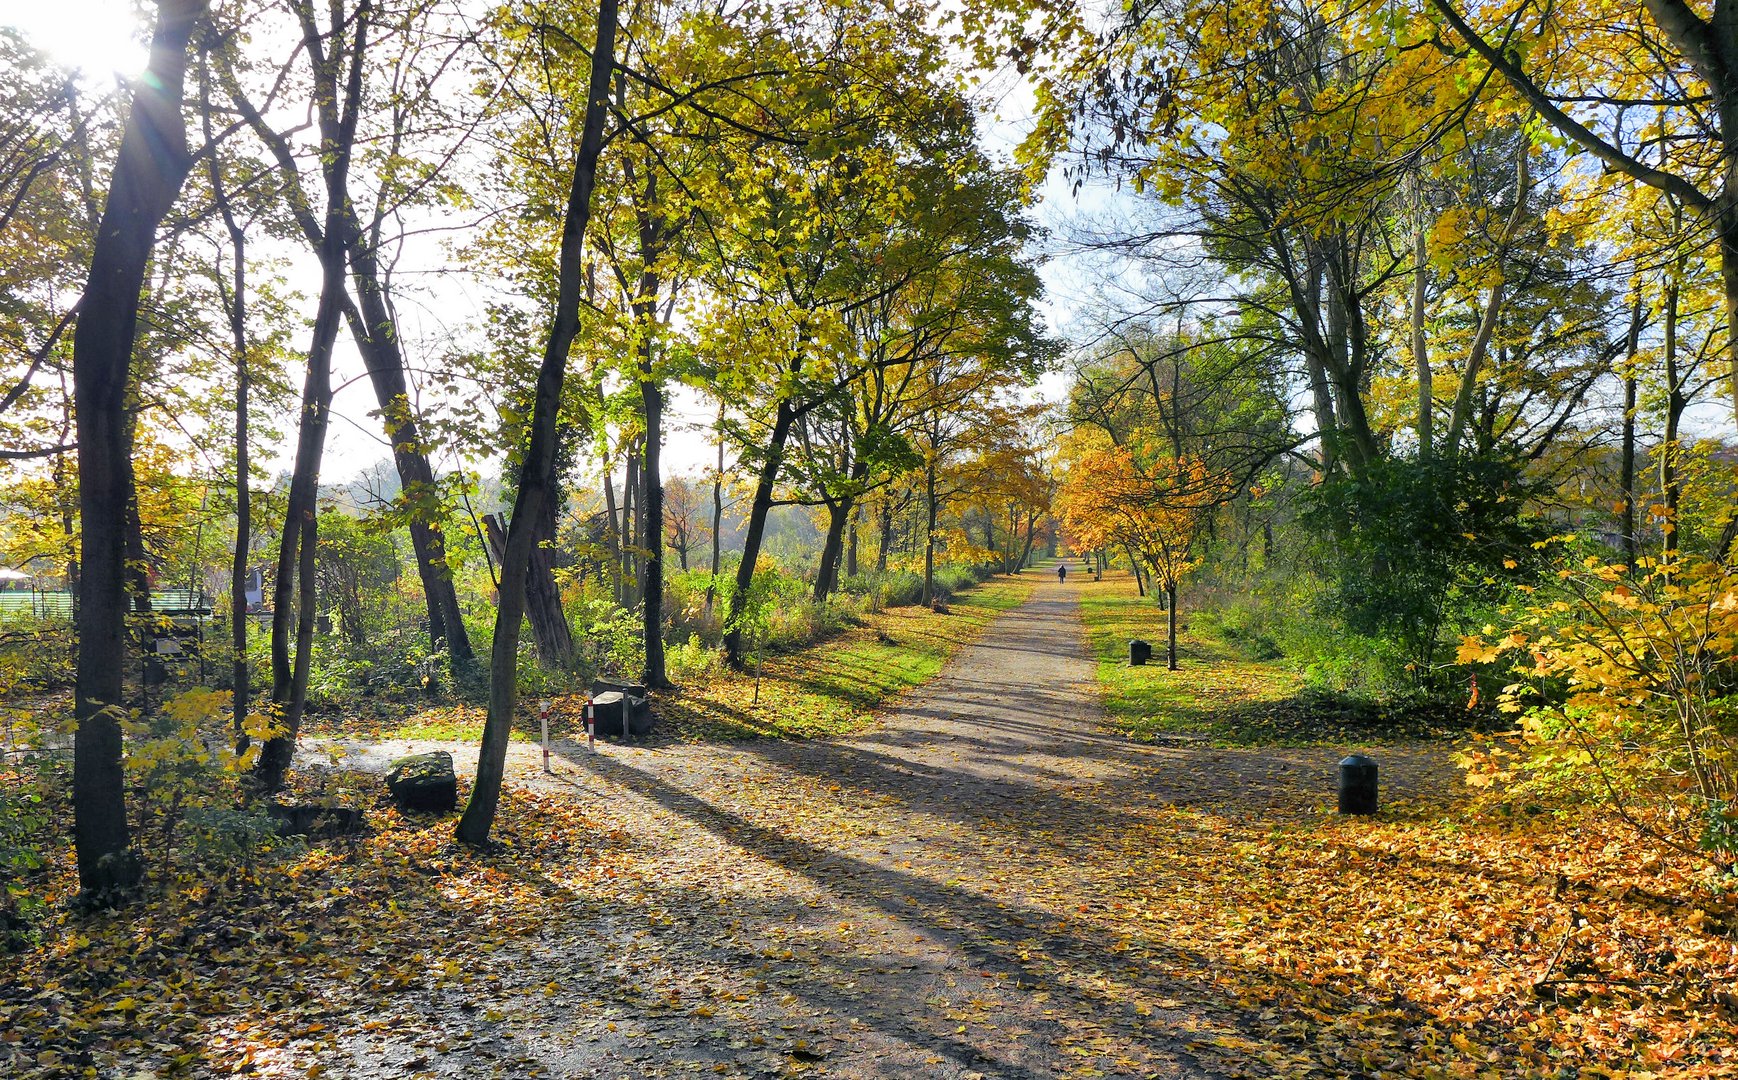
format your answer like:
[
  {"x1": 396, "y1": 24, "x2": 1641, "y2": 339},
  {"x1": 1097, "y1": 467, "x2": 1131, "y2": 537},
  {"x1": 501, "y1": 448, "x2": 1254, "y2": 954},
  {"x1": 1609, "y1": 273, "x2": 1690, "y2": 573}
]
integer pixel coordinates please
[{"x1": 3, "y1": 570, "x2": 1737, "y2": 1078}]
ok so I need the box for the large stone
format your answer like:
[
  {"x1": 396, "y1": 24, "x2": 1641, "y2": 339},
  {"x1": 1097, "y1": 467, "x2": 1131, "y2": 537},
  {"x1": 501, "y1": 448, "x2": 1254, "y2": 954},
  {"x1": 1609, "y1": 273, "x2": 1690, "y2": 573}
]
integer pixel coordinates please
[
  {"x1": 268, "y1": 802, "x2": 366, "y2": 838},
  {"x1": 588, "y1": 687, "x2": 654, "y2": 739},
  {"x1": 386, "y1": 751, "x2": 457, "y2": 812}
]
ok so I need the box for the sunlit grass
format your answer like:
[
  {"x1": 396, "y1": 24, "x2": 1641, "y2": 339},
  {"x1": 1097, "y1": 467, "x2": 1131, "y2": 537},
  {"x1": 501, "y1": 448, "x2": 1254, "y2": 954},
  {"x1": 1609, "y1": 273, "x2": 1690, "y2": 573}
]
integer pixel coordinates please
[
  {"x1": 654, "y1": 573, "x2": 1037, "y2": 741},
  {"x1": 1077, "y1": 572, "x2": 1310, "y2": 744}
]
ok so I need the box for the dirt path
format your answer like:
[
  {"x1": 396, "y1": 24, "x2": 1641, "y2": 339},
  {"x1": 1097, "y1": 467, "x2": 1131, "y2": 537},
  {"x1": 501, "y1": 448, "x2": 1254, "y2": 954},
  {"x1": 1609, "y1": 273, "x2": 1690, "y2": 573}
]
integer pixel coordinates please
[{"x1": 311, "y1": 577, "x2": 1453, "y2": 1078}]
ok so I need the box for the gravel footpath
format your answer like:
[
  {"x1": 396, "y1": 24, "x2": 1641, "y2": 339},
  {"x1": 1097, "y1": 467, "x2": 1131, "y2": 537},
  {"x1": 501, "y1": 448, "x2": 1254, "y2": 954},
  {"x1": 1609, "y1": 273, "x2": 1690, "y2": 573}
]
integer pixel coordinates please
[{"x1": 308, "y1": 577, "x2": 1450, "y2": 1078}]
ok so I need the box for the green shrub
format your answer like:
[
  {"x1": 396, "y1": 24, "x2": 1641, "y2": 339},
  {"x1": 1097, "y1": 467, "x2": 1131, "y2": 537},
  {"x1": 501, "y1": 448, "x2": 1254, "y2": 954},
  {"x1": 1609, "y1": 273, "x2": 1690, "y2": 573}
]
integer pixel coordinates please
[
  {"x1": 666, "y1": 638, "x2": 725, "y2": 681},
  {"x1": 0, "y1": 617, "x2": 72, "y2": 690},
  {"x1": 0, "y1": 761, "x2": 53, "y2": 950},
  {"x1": 1193, "y1": 604, "x2": 1282, "y2": 660},
  {"x1": 568, "y1": 593, "x2": 643, "y2": 680},
  {"x1": 932, "y1": 564, "x2": 987, "y2": 599},
  {"x1": 1303, "y1": 453, "x2": 1548, "y2": 675},
  {"x1": 840, "y1": 569, "x2": 924, "y2": 611}
]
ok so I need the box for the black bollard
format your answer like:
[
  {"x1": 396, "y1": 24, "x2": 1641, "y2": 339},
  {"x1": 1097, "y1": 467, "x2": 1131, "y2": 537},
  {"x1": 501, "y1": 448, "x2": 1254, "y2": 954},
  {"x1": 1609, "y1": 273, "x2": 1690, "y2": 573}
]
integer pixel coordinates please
[
  {"x1": 1338, "y1": 755, "x2": 1378, "y2": 814},
  {"x1": 1129, "y1": 640, "x2": 1152, "y2": 666}
]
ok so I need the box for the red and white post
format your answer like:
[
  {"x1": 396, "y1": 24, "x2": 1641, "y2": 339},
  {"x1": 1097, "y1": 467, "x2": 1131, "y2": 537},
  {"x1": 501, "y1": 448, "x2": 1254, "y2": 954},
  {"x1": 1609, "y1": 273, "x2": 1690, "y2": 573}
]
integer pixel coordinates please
[
  {"x1": 539, "y1": 698, "x2": 552, "y2": 773},
  {"x1": 584, "y1": 698, "x2": 596, "y2": 753}
]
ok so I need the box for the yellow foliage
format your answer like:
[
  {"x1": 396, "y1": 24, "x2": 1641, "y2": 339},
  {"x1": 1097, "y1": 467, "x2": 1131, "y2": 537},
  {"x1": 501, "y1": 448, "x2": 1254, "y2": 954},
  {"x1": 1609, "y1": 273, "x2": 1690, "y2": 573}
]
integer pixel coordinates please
[
  {"x1": 1058, "y1": 441, "x2": 1232, "y2": 588},
  {"x1": 1469, "y1": 554, "x2": 1738, "y2": 865}
]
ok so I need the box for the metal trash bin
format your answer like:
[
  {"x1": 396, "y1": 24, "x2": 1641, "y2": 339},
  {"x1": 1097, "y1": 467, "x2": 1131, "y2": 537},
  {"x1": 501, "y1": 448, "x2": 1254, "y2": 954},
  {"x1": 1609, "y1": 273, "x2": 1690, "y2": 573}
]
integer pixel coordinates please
[
  {"x1": 1338, "y1": 755, "x2": 1378, "y2": 815},
  {"x1": 1129, "y1": 640, "x2": 1153, "y2": 666}
]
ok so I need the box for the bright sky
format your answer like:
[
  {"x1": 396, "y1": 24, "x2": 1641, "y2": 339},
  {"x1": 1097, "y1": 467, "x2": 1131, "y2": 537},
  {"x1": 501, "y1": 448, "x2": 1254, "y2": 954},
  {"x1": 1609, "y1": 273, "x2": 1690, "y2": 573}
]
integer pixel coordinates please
[{"x1": 6, "y1": 2, "x2": 149, "y2": 81}]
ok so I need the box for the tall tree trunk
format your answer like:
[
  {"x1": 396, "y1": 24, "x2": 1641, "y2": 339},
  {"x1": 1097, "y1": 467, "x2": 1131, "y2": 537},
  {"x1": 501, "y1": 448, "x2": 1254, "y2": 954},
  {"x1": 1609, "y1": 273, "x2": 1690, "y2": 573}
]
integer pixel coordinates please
[
  {"x1": 921, "y1": 461, "x2": 939, "y2": 606},
  {"x1": 1721, "y1": 201, "x2": 1738, "y2": 431},
  {"x1": 722, "y1": 399, "x2": 796, "y2": 668},
  {"x1": 1300, "y1": 248, "x2": 1342, "y2": 480},
  {"x1": 341, "y1": 251, "x2": 473, "y2": 671},
  {"x1": 70, "y1": 0, "x2": 206, "y2": 899},
  {"x1": 1125, "y1": 543, "x2": 1145, "y2": 597},
  {"x1": 1620, "y1": 296, "x2": 1644, "y2": 568},
  {"x1": 259, "y1": 0, "x2": 372, "y2": 790},
  {"x1": 1447, "y1": 145, "x2": 1531, "y2": 459},
  {"x1": 1663, "y1": 238, "x2": 1684, "y2": 564},
  {"x1": 259, "y1": 254, "x2": 343, "y2": 789},
  {"x1": 622, "y1": 448, "x2": 639, "y2": 607},
  {"x1": 1166, "y1": 580, "x2": 1179, "y2": 671},
  {"x1": 876, "y1": 500, "x2": 894, "y2": 573},
  {"x1": 207, "y1": 113, "x2": 252, "y2": 749},
  {"x1": 1412, "y1": 207, "x2": 1432, "y2": 458},
  {"x1": 845, "y1": 502, "x2": 860, "y2": 579},
  {"x1": 456, "y1": 0, "x2": 616, "y2": 848},
  {"x1": 638, "y1": 322, "x2": 669, "y2": 688},
  {"x1": 705, "y1": 414, "x2": 723, "y2": 613}
]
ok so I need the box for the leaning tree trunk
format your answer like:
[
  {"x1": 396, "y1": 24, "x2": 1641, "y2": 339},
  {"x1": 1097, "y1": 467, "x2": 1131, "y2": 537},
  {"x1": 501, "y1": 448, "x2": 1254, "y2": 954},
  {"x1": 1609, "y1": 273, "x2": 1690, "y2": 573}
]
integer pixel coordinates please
[
  {"x1": 1124, "y1": 543, "x2": 1146, "y2": 597},
  {"x1": 342, "y1": 245, "x2": 474, "y2": 671},
  {"x1": 722, "y1": 399, "x2": 796, "y2": 668},
  {"x1": 258, "y1": 247, "x2": 343, "y2": 789},
  {"x1": 456, "y1": 0, "x2": 617, "y2": 847},
  {"x1": 208, "y1": 120, "x2": 253, "y2": 749},
  {"x1": 1016, "y1": 509, "x2": 1038, "y2": 573},
  {"x1": 70, "y1": 0, "x2": 207, "y2": 900},
  {"x1": 602, "y1": 466, "x2": 623, "y2": 605},
  {"x1": 814, "y1": 460, "x2": 869, "y2": 601}
]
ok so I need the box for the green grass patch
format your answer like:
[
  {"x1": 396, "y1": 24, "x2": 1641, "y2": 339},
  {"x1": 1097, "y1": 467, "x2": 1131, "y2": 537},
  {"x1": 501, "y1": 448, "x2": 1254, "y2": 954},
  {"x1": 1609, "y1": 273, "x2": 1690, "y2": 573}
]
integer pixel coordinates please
[
  {"x1": 652, "y1": 572, "x2": 1037, "y2": 741},
  {"x1": 304, "y1": 700, "x2": 532, "y2": 744},
  {"x1": 1077, "y1": 573, "x2": 1464, "y2": 746}
]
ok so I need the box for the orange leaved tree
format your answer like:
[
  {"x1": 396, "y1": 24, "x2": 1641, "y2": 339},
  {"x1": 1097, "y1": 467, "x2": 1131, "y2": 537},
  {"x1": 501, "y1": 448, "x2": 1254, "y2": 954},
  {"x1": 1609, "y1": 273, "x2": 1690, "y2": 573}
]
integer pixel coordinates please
[{"x1": 1060, "y1": 443, "x2": 1232, "y2": 669}]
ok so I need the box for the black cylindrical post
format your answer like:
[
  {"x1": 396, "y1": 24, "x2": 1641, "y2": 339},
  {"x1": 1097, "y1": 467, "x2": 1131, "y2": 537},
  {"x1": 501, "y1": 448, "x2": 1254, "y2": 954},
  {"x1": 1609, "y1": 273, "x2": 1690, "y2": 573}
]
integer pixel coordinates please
[
  {"x1": 1129, "y1": 640, "x2": 1152, "y2": 666},
  {"x1": 1338, "y1": 755, "x2": 1378, "y2": 815}
]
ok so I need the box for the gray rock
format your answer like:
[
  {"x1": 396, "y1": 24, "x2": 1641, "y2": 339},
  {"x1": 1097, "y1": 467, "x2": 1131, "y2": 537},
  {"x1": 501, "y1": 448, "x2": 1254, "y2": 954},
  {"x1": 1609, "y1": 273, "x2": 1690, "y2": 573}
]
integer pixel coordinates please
[{"x1": 386, "y1": 750, "x2": 457, "y2": 812}]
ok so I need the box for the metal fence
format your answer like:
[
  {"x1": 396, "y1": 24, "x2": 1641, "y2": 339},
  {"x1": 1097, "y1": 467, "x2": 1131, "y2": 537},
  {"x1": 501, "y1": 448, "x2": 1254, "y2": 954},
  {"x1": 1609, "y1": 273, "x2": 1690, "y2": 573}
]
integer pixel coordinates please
[{"x1": 0, "y1": 590, "x2": 214, "y2": 623}]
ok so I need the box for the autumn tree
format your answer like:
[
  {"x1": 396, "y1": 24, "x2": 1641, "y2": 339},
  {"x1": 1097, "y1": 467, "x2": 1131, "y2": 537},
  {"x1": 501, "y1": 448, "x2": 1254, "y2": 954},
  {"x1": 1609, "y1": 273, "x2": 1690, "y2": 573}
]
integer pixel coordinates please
[
  {"x1": 1060, "y1": 440, "x2": 1230, "y2": 668},
  {"x1": 455, "y1": 0, "x2": 617, "y2": 848},
  {"x1": 700, "y1": 2, "x2": 1047, "y2": 664},
  {"x1": 662, "y1": 474, "x2": 707, "y2": 572},
  {"x1": 69, "y1": 0, "x2": 209, "y2": 898},
  {"x1": 220, "y1": 0, "x2": 478, "y2": 682},
  {"x1": 1430, "y1": 0, "x2": 1738, "y2": 431}
]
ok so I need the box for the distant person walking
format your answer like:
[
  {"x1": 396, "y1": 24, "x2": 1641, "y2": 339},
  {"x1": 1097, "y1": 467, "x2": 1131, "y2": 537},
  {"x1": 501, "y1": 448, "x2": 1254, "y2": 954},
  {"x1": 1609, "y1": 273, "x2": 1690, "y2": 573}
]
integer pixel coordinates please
[{"x1": 1057, "y1": 564, "x2": 1067, "y2": 583}]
